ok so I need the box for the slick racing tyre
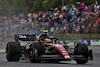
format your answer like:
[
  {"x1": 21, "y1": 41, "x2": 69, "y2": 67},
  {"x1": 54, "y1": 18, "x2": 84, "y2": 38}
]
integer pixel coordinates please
[
  {"x1": 29, "y1": 45, "x2": 40, "y2": 63},
  {"x1": 6, "y1": 42, "x2": 21, "y2": 61},
  {"x1": 74, "y1": 43, "x2": 88, "y2": 64},
  {"x1": 29, "y1": 42, "x2": 44, "y2": 63}
]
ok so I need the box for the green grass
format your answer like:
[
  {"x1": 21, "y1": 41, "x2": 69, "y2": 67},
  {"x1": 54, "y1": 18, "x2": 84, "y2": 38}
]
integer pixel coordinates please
[{"x1": 51, "y1": 34, "x2": 100, "y2": 40}]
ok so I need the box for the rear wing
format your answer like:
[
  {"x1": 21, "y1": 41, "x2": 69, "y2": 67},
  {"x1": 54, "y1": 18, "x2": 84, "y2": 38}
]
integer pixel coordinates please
[{"x1": 14, "y1": 34, "x2": 36, "y2": 41}]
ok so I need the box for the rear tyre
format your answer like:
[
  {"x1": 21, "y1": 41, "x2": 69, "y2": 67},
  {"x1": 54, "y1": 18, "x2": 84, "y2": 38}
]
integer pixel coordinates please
[
  {"x1": 74, "y1": 43, "x2": 88, "y2": 64},
  {"x1": 6, "y1": 42, "x2": 21, "y2": 61}
]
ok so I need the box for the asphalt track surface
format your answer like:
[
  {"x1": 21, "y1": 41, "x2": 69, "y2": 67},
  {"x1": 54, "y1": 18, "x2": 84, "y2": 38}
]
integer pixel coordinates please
[{"x1": 0, "y1": 47, "x2": 100, "y2": 67}]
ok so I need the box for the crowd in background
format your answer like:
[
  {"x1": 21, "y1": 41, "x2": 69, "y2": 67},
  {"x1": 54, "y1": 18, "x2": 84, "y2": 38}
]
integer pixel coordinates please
[{"x1": 0, "y1": 1, "x2": 100, "y2": 37}]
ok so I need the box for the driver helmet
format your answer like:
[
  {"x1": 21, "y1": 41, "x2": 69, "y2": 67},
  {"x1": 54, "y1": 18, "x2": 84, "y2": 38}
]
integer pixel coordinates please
[
  {"x1": 42, "y1": 29, "x2": 49, "y2": 36},
  {"x1": 43, "y1": 37, "x2": 51, "y2": 44}
]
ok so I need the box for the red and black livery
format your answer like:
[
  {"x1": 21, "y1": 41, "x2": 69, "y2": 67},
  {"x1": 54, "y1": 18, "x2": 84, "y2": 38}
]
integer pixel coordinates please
[{"x1": 6, "y1": 34, "x2": 93, "y2": 64}]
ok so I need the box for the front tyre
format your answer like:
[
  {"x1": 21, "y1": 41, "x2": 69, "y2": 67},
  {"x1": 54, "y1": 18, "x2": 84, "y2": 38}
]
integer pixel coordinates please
[{"x1": 74, "y1": 43, "x2": 88, "y2": 64}]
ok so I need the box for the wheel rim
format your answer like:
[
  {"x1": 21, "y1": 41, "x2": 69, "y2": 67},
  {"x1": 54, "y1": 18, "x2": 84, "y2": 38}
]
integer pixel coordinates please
[
  {"x1": 30, "y1": 47, "x2": 38, "y2": 60},
  {"x1": 30, "y1": 46, "x2": 34, "y2": 59},
  {"x1": 34, "y1": 49, "x2": 38, "y2": 59}
]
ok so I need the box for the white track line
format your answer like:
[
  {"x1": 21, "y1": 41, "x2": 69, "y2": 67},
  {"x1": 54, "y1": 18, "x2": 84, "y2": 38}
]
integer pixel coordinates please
[{"x1": 0, "y1": 49, "x2": 5, "y2": 53}]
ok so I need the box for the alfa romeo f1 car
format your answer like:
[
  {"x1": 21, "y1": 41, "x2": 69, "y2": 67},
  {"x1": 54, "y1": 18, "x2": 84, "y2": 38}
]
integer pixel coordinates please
[{"x1": 6, "y1": 34, "x2": 93, "y2": 64}]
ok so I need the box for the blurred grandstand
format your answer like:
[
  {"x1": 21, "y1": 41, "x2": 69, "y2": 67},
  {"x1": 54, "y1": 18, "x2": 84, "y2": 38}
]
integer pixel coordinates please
[{"x1": 0, "y1": 1, "x2": 100, "y2": 40}]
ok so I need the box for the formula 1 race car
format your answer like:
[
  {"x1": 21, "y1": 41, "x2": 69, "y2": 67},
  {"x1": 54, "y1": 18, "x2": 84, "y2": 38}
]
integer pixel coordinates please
[{"x1": 6, "y1": 34, "x2": 93, "y2": 64}]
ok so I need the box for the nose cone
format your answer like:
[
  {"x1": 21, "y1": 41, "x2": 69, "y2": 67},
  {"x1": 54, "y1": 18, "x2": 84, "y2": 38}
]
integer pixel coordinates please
[{"x1": 64, "y1": 55, "x2": 70, "y2": 59}]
